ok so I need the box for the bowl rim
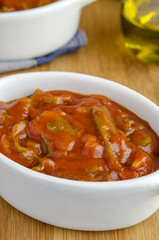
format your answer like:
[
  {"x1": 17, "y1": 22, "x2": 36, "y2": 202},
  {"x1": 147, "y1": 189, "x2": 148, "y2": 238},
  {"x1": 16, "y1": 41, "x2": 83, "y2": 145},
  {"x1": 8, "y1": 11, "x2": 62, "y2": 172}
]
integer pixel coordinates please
[
  {"x1": 0, "y1": 71, "x2": 159, "y2": 190},
  {"x1": 0, "y1": 0, "x2": 83, "y2": 18}
]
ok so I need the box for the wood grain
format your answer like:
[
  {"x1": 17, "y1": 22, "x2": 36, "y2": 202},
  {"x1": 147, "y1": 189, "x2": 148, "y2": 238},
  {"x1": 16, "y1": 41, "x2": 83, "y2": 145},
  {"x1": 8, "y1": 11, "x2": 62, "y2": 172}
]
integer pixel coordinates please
[{"x1": 0, "y1": 0, "x2": 159, "y2": 239}]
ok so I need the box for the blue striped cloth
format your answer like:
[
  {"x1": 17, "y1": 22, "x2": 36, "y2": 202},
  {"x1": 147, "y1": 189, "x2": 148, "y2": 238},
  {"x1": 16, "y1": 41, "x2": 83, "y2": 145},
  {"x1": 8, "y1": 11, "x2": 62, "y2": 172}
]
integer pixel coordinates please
[{"x1": 0, "y1": 30, "x2": 87, "y2": 73}]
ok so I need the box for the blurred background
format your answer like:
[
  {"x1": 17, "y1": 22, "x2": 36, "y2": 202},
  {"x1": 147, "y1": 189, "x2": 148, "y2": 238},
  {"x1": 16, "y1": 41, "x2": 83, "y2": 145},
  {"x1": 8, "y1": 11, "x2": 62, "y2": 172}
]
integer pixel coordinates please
[{"x1": 1, "y1": 0, "x2": 158, "y2": 105}]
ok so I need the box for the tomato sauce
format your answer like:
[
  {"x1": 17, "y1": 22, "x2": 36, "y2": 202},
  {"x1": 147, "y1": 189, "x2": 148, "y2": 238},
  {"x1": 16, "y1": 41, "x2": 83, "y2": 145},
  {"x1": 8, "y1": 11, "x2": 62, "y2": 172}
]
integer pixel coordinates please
[
  {"x1": 0, "y1": 0, "x2": 57, "y2": 12},
  {"x1": 0, "y1": 89, "x2": 159, "y2": 181}
]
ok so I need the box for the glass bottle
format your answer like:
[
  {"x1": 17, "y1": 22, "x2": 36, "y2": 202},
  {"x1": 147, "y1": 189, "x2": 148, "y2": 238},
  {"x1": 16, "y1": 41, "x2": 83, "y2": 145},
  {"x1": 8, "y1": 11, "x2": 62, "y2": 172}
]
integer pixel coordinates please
[{"x1": 121, "y1": 0, "x2": 159, "y2": 63}]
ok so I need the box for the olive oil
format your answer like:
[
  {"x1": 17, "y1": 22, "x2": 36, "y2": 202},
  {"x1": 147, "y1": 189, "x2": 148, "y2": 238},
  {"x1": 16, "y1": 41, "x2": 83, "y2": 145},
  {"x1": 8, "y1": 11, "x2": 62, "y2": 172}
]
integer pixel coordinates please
[{"x1": 121, "y1": 0, "x2": 159, "y2": 63}]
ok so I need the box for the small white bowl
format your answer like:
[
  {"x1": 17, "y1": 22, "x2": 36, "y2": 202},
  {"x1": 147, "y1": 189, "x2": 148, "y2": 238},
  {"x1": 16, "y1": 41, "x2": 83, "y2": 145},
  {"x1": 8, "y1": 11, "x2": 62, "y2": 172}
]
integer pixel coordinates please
[
  {"x1": 0, "y1": 72, "x2": 159, "y2": 231},
  {"x1": 0, "y1": 0, "x2": 95, "y2": 60}
]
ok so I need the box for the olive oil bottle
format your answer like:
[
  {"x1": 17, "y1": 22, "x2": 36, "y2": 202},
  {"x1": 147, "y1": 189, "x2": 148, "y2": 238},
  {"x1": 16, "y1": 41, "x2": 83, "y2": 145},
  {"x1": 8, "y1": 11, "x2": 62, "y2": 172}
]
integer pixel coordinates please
[{"x1": 121, "y1": 0, "x2": 159, "y2": 63}]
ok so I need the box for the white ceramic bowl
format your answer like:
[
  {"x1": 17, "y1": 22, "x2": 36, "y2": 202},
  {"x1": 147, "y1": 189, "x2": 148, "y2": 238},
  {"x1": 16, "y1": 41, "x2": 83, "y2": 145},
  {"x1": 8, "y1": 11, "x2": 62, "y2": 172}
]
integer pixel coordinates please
[
  {"x1": 0, "y1": 0, "x2": 95, "y2": 60},
  {"x1": 0, "y1": 72, "x2": 159, "y2": 231}
]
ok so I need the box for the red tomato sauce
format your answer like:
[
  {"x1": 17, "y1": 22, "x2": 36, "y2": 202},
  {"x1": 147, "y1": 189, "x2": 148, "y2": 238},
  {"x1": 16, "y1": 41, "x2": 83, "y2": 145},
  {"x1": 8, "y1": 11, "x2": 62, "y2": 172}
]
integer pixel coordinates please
[
  {"x1": 0, "y1": 0, "x2": 57, "y2": 12},
  {"x1": 0, "y1": 89, "x2": 159, "y2": 181}
]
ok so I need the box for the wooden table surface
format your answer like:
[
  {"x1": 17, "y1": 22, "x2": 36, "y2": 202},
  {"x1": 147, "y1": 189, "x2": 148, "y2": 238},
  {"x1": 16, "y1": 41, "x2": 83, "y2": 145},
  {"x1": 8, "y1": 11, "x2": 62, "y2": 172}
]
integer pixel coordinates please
[{"x1": 0, "y1": 0, "x2": 159, "y2": 239}]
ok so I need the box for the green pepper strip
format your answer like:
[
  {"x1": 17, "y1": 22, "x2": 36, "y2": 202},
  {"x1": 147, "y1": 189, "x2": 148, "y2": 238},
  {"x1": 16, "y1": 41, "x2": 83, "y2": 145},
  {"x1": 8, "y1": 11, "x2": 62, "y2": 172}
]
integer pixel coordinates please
[
  {"x1": 141, "y1": 136, "x2": 151, "y2": 146},
  {"x1": 33, "y1": 88, "x2": 44, "y2": 95},
  {"x1": 42, "y1": 136, "x2": 53, "y2": 157},
  {"x1": 124, "y1": 118, "x2": 144, "y2": 136},
  {"x1": 89, "y1": 166, "x2": 99, "y2": 174},
  {"x1": 92, "y1": 105, "x2": 122, "y2": 171},
  {"x1": 47, "y1": 116, "x2": 79, "y2": 136},
  {"x1": 12, "y1": 121, "x2": 40, "y2": 162},
  {"x1": 43, "y1": 95, "x2": 72, "y2": 105}
]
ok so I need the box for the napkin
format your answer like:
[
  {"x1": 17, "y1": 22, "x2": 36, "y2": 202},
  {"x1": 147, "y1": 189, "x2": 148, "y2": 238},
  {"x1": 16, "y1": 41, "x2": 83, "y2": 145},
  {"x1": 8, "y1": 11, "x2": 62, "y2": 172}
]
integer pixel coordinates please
[{"x1": 0, "y1": 30, "x2": 87, "y2": 74}]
